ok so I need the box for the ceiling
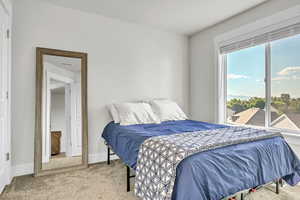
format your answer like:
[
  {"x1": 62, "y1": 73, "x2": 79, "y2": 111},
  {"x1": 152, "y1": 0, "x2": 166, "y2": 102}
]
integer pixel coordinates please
[
  {"x1": 44, "y1": 0, "x2": 268, "y2": 35},
  {"x1": 52, "y1": 87, "x2": 65, "y2": 95},
  {"x1": 44, "y1": 55, "x2": 81, "y2": 72},
  {"x1": 50, "y1": 79, "x2": 66, "y2": 94}
]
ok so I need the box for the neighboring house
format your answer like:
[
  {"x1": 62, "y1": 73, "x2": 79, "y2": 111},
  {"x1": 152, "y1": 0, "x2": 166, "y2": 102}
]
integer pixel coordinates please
[
  {"x1": 231, "y1": 107, "x2": 300, "y2": 131},
  {"x1": 230, "y1": 107, "x2": 279, "y2": 127},
  {"x1": 271, "y1": 113, "x2": 300, "y2": 131},
  {"x1": 227, "y1": 108, "x2": 235, "y2": 120}
]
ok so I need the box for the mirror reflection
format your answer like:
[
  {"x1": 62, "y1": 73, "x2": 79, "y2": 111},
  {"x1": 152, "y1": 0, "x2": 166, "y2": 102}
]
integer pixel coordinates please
[{"x1": 42, "y1": 55, "x2": 82, "y2": 170}]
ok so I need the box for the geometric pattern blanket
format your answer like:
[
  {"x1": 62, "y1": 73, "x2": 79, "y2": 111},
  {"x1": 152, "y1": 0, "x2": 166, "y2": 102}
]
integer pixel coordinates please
[{"x1": 134, "y1": 126, "x2": 282, "y2": 200}]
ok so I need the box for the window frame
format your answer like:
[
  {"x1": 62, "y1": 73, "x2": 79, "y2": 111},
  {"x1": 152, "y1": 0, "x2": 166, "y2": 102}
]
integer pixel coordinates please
[
  {"x1": 218, "y1": 38, "x2": 300, "y2": 135},
  {"x1": 215, "y1": 5, "x2": 300, "y2": 136}
]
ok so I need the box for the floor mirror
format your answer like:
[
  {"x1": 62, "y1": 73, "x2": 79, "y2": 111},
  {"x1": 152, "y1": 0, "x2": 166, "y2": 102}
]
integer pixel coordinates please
[{"x1": 35, "y1": 48, "x2": 88, "y2": 176}]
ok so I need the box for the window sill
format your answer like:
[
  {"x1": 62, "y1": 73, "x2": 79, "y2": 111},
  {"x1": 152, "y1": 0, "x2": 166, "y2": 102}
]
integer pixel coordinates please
[
  {"x1": 222, "y1": 122, "x2": 300, "y2": 138},
  {"x1": 281, "y1": 132, "x2": 300, "y2": 138}
]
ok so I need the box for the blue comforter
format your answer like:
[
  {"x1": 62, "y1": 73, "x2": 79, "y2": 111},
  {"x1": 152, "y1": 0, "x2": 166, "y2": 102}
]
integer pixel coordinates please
[{"x1": 102, "y1": 120, "x2": 300, "y2": 200}]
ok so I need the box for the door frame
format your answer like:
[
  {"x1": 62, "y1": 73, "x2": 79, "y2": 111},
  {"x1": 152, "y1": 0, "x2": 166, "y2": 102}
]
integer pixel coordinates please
[
  {"x1": 43, "y1": 70, "x2": 73, "y2": 163},
  {"x1": 0, "y1": 0, "x2": 12, "y2": 193}
]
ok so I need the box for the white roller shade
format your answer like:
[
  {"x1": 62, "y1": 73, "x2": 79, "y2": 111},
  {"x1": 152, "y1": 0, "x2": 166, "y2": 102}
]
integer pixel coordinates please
[{"x1": 220, "y1": 22, "x2": 300, "y2": 54}]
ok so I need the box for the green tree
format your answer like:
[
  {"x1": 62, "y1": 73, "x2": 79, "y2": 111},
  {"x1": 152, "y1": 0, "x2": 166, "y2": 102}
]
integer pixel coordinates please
[
  {"x1": 227, "y1": 99, "x2": 246, "y2": 113},
  {"x1": 281, "y1": 93, "x2": 291, "y2": 104},
  {"x1": 231, "y1": 104, "x2": 246, "y2": 113},
  {"x1": 289, "y1": 99, "x2": 300, "y2": 113},
  {"x1": 281, "y1": 93, "x2": 291, "y2": 111},
  {"x1": 227, "y1": 93, "x2": 300, "y2": 115},
  {"x1": 248, "y1": 97, "x2": 265, "y2": 109}
]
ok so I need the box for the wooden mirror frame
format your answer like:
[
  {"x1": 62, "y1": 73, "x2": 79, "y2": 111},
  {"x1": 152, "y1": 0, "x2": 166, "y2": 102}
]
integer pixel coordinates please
[{"x1": 34, "y1": 47, "x2": 88, "y2": 176}]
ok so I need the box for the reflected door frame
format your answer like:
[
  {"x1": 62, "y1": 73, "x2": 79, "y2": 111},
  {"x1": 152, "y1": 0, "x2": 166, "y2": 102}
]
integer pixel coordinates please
[{"x1": 43, "y1": 70, "x2": 74, "y2": 163}]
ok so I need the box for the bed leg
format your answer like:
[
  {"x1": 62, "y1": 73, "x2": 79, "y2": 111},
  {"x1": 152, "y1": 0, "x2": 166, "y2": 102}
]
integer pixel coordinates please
[
  {"x1": 107, "y1": 146, "x2": 110, "y2": 165},
  {"x1": 127, "y1": 166, "x2": 130, "y2": 192},
  {"x1": 276, "y1": 179, "x2": 280, "y2": 194},
  {"x1": 279, "y1": 178, "x2": 283, "y2": 187}
]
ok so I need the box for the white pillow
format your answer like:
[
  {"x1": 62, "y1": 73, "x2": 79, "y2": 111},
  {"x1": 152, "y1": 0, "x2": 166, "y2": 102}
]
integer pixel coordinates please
[
  {"x1": 107, "y1": 104, "x2": 120, "y2": 123},
  {"x1": 114, "y1": 102, "x2": 160, "y2": 125},
  {"x1": 150, "y1": 99, "x2": 188, "y2": 122}
]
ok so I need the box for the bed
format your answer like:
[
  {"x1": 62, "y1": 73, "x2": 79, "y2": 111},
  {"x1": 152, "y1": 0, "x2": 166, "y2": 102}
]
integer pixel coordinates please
[{"x1": 102, "y1": 119, "x2": 300, "y2": 200}]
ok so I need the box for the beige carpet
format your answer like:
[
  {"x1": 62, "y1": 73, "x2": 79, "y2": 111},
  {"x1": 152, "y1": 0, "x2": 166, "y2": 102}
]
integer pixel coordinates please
[
  {"x1": 42, "y1": 156, "x2": 82, "y2": 170},
  {"x1": 1, "y1": 160, "x2": 300, "y2": 200}
]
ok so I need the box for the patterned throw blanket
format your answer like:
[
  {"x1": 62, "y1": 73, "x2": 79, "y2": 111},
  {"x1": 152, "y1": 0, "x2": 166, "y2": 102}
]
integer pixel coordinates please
[{"x1": 134, "y1": 126, "x2": 281, "y2": 200}]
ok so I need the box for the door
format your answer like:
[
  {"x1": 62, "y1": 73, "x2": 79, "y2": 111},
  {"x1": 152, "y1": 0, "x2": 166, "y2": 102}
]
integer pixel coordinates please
[
  {"x1": 0, "y1": 4, "x2": 11, "y2": 193},
  {"x1": 71, "y1": 82, "x2": 82, "y2": 156},
  {"x1": 65, "y1": 84, "x2": 72, "y2": 157},
  {"x1": 42, "y1": 70, "x2": 51, "y2": 163}
]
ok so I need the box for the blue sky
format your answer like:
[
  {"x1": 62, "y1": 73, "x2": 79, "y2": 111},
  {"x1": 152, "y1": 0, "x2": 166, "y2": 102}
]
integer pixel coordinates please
[{"x1": 227, "y1": 34, "x2": 300, "y2": 99}]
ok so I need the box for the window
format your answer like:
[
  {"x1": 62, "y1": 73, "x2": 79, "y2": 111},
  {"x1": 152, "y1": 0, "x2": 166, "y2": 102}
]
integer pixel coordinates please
[
  {"x1": 270, "y1": 34, "x2": 300, "y2": 131},
  {"x1": 226, "y1": 45, "x2": 266, "y2": 126},
  {"x1": 222, "y1": 28, "x2": 300, "y2": 133}
]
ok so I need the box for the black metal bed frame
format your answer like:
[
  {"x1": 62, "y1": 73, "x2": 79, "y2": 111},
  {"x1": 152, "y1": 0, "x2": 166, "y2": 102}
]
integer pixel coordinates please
[
  {"x1": 107, "y1": 145, "x2": 136, "y2": 192},
  {"x1": 106, "y1": 145, "x2": 283, "y2": 199}
]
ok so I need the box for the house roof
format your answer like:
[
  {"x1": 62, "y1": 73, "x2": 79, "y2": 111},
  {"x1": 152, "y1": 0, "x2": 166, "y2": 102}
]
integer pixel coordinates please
[
  {"x1": 231, "y1": 107, "x2": 279, "y2": 126},
  {"x1": 271, "y1": 113, "x2": 300, "y2": 131},
  {"x1": 285, "y1": 113, "x2": 300, "y2": 128},
  {"x1": 232, "y1": 106, "x2": 300, "y2": 131},
  {"x1": 232, "y1": 108, "x2": 260, "y2": 125}
]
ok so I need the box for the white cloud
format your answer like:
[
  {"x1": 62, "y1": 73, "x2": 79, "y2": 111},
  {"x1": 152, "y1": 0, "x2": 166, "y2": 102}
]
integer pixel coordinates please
[
  {"x1": 272, "y1": 66, "x2": 300, "y2": 81},
  {"x1": 228, "y1": 74, "x2": 248, "y2": 79},
  {"x1": 272, "y1": 75, "x2": 300, "y2": 81},
  {"x1": 272, "y1": 76, "x2": 289, "y2": 81},
  {"x1": 277, "y1": 66, "x2": 300, "y2": 76}
]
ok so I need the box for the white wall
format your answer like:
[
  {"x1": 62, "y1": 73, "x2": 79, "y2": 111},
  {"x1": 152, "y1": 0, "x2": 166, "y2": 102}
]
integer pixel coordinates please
[
  {"x1": 12, "y1": 0, "x2": 188, "y2": 174},
  {"x1": 189, "y1": 0, "x2": 300, "y2": 123},
  {"x1": 50, "y1": 93, "x2": 66, "y2": 153}
]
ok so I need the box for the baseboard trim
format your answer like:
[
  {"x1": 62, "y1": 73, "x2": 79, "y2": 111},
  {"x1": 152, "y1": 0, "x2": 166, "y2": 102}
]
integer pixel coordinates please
[
  {"x1": 12, "y1": 163, "x2": 34, "y2": 177},
  {"x1": 12, "y1": 153, "x2": 120, "y2": 177},
  {"x1": 88, "y1": 152, "x2": 119, "y2": 164}
]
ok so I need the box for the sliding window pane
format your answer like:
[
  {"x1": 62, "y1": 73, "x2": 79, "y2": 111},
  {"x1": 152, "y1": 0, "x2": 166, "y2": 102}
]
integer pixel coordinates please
[
  {"x1": 270, "y1": 34, "x2": 300, "y2": 131},
  {"x1": 226, "y1": 45, "x2": 266, "y2": 126}
]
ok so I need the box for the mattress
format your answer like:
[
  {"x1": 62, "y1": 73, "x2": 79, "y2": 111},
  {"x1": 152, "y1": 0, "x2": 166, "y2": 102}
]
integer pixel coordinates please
[{"x1": 102, "y1": 120, "x2": 300, "y2": 200}]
